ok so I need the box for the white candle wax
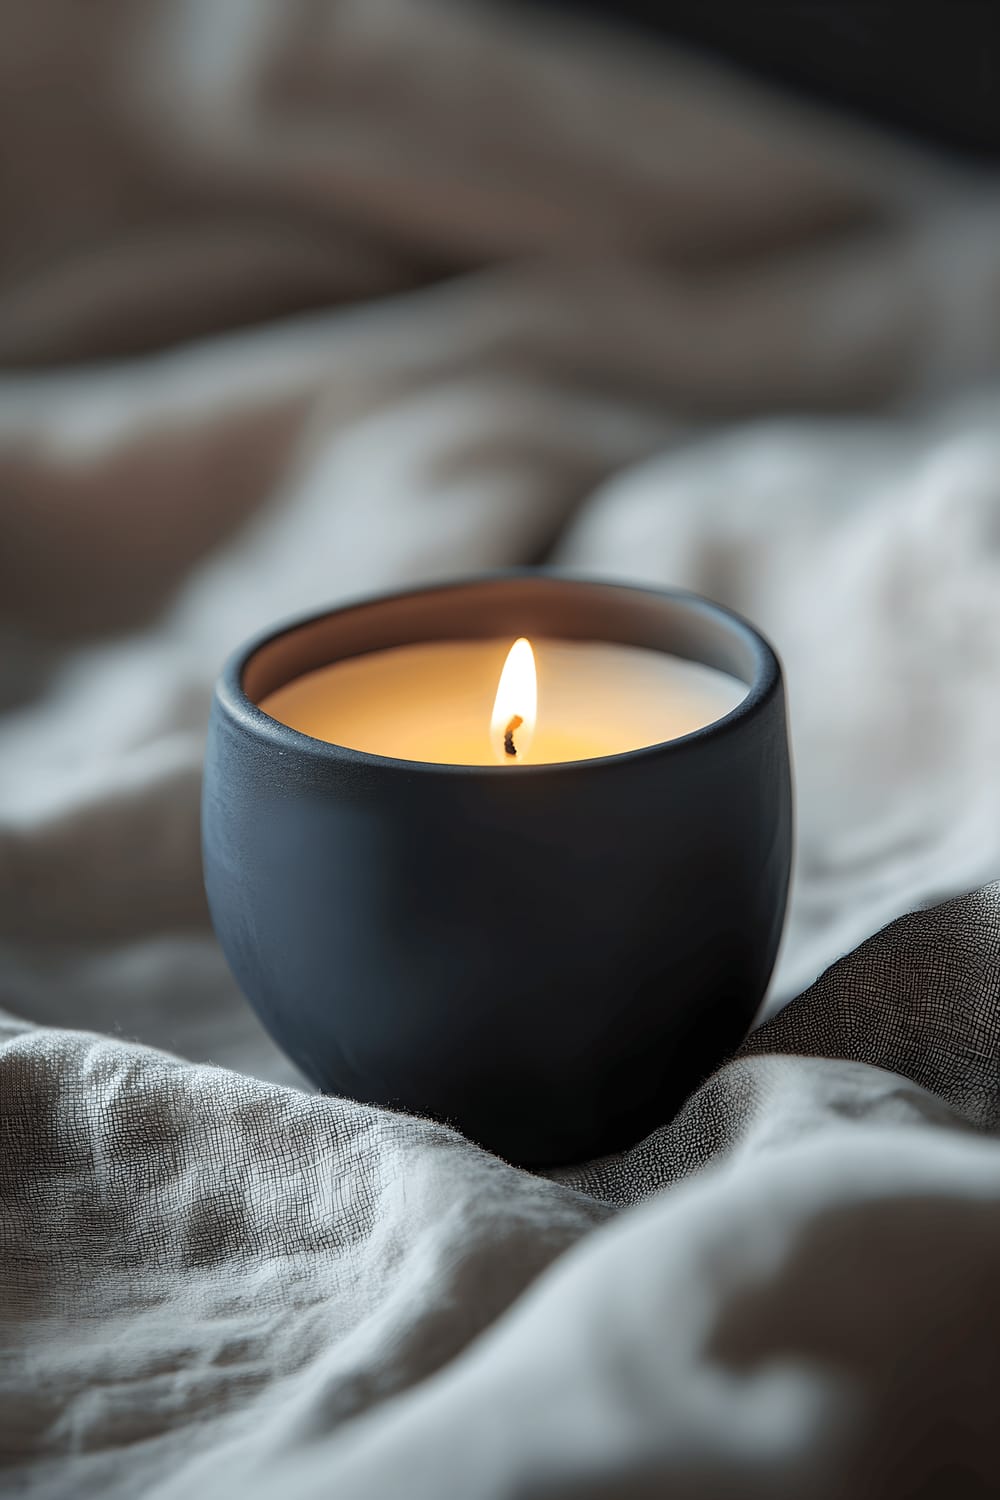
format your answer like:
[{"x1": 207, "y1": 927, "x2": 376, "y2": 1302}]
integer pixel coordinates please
[{"x1": 259, "y1": 637, "x2": 746, "y2": 766}]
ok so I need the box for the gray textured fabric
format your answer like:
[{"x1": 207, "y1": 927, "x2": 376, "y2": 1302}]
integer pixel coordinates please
[
  {"x1": 4, "y1": 890, "x2": 1000, "y2": 1498},
  {"x1": 3, "y1": 3, "x2": 1000, "y2": 1496}
]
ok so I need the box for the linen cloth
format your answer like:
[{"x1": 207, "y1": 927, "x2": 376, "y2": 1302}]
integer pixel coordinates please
[{"x1": 2, "y1": 2, "x2": 1000, "y2": 1495}]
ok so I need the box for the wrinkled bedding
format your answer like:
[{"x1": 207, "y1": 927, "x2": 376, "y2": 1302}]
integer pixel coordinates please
[{"x1": 3, "y1": 3, "x2": 1000, "y2": 1496}]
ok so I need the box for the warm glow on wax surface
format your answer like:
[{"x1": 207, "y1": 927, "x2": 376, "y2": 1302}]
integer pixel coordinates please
[{"x1": 259, "y1": 634, "x2": 747, "y2": 767}]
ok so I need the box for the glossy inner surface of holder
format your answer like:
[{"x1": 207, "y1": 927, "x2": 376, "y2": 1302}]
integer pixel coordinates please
[{"x1": 241, "y1": 575, "x2": 764, "y2": 708}]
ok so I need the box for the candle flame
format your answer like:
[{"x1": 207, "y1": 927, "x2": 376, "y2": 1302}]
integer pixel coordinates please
[{"x1": 491, "y1": 638, "x2": 536, "y2": 763}]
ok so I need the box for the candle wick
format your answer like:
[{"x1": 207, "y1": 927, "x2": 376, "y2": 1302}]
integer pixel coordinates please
[{"x1": 504, "y1": 714, "x2": 524, "y2": 758}]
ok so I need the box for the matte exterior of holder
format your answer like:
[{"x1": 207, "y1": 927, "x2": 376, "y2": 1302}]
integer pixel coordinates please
[{"x1": 202, "y1": 574, "x2": 792, "y2": 1168}]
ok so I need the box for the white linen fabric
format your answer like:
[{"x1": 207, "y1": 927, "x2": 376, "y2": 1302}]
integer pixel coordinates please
[{"x1": 2, "y1": 3, "x2": 1000, "y2": 1496}]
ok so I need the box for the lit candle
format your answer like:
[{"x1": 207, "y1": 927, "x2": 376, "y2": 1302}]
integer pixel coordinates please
[
  {"x1": 259, "y1": 636, "x2": 745, "y2": 766},
  {"x1": 205, "y1": 573, "x2": 792, "y2": 1167}
]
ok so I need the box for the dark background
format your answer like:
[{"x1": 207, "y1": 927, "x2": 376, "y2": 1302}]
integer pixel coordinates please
[{"x1": 525, "y1": 2, "x2": 1000, "y2": 158}]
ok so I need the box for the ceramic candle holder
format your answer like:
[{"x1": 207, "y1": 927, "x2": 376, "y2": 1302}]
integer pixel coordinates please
[{"x1": 202, "y1": 573, "x2": 792, "y2": 1167}]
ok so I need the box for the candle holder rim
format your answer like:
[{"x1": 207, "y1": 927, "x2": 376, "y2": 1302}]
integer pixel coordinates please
[{"x1": 215, "y1": 570, "x2": 783, "y2": 778}]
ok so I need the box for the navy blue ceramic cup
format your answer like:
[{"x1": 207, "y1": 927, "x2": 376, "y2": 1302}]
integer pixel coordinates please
[{"x1": 203, "y1": 573, "x2": 792, "y2": 1167}]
